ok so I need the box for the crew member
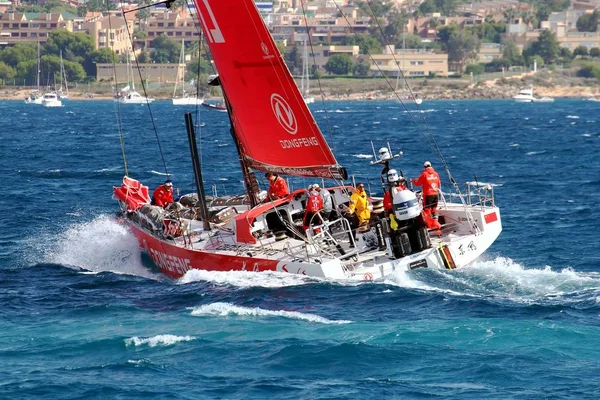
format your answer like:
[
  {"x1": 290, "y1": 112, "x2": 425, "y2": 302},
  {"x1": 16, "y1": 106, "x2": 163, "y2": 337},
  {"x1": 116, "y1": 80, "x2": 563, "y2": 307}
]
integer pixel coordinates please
[
  {"x1": 411, "y1": 161, "x2": 441, "y2": 219},
  {"x1": 303, "y1": 187, "x2": 324, "y2": 230},
  {"x1": 152, "y1": 179, "x2": 174, "y2": 208},
  {"x1": 265, "y1": 172, "x2": 289, "y2": 201},
  {"x1": 347, "y1": 183, "x2": 371, "y2": 226},
  {"x1": 314, "y1": 184, "x2": 334, "y2": 221}
]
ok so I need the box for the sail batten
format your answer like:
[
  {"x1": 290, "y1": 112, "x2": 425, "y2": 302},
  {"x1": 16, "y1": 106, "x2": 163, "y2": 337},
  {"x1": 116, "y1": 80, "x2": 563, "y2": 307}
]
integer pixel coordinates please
[{"x1": 192, "y1": 0, "x2": 344, "y2": 179}]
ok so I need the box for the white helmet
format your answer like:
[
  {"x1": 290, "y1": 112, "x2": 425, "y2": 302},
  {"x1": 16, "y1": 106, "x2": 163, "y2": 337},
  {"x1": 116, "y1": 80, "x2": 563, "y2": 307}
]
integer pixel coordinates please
[
  {"x1": 424, "y1": 161, "x2": 431, "y2": 168},
  {"x1": 387, "y1": 169, "x2": 399, "y2": 183},
  {"x1": 378, "y1": 147, "x2": 391, "y2": 161}
]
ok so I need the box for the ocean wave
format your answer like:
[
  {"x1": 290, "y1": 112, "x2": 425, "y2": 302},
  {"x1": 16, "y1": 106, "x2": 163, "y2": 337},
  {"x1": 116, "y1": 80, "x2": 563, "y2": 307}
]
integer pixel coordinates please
[
  {"x1": 125, "y1": 334, "x2": 196, "y2": 347},
  {"x1": 353, "y1": 154, "x2": 373, "y2": 159},
  {"x1": 448, "y1": 256, "x2": 600, "y2": 305},
  {"x1": 189, "y1": 302, "x2": 352, "y2": 324}
]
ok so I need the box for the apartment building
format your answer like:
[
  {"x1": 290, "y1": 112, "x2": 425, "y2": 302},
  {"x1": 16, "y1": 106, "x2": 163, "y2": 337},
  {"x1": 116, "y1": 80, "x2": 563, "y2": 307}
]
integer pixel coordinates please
[
  {"x1": 0, "y1": 11, "x2": 75, "y2": 45},
  {"x1": 77, "y1": 12, "x2": 134, "y2": 56},
  {"x1": 269, "y1": 9, "x2": 370, "y2": 44},
  {"x1": 137, "y1": 9, "x2": 200, "y2": 50},
  {"x1": 571, "y1": 0, "x2": 600, "y2": 9},
  {"x1": 302, "y1": 44, "x2": 359, "y2": 70},
  {"x1": 541, "y1": 9, "x2": 590, "y2": 32},
  {"x1": 369, "y1": 46, "x2": 448, "y2": 77}
]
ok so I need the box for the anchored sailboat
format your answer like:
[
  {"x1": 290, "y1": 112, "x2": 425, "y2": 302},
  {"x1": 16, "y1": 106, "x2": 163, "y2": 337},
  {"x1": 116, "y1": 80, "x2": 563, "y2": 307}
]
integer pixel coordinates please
[
  {"x1": 113, "y1": 0, "x2": 501, "y2": 280},
  {"x1": 172, "y1": 40, "x2": 204, "y2": 106}
]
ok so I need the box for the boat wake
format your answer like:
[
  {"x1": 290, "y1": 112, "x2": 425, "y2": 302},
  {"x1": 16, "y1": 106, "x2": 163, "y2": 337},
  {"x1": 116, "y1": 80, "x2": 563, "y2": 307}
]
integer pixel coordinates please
[
  {"x1": 36, "y1": 214, "x2": 161, "y2": 279},
  {"x1": 384, "y1": 256, "x2": 600, "y2": 306},
  {"x1": 189, "y1": 302, "x2": 352, "y2": 324}
]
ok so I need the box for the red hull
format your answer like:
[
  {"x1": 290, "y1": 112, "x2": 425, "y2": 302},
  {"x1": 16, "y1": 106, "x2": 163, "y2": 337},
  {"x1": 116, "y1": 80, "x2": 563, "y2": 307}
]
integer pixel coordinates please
[{"x1": 128, "y1": 222, "x2": 279, "y2": 279}]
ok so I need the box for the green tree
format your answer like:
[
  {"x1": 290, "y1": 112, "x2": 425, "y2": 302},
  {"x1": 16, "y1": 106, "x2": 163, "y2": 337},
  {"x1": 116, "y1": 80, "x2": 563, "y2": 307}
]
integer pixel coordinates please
[
  {"x1": 285, "y1": 45, "x2": 303, "y2": 74},
  {"x1": 44, "y1": 30, "x2": 94, "y2": 65},
  {"x1": 357, "y1": 0, "x2": 392, "y2": 18},
  {"x1": 438, "y1": 26, "x2": 480, "y2": 73},
  {"x1": 185, "y1": 58, "x2": 213, "y2": 80},
  {"x1": 63, "y1": 59, "x2": 86, "y2": 83},
  {"x1": 522, "y1": 30, "x2": 560, "y2": 65},
  {"x1": 419, "y1": 0, "x2": 436, "y2": 15},
  {"x1": 590, "y1": 47, "x2": 600, "y2": 57},
  {"x1": 0, "y1": 61, "x2": 16, "y2": 83},
  {"x1": 150, "y1": 34, "x2": 180, "y2": 63},
  {"x1": 576, "y1": 63, "x2": 600, "y2": 79},
  {"x1": 324, "y1": 54, "x2": 353, "y2": 75},
  {"x1": 0, "y1": 42, "x2": 37, "y2": 68},
  {"x1": 576, "y1": 11, "x2": 599, "y2": 32},
  {"x1": 573, "y1": 45, "x2": 589, "y2": 57},
  {"x1": 353, "y1": 61, "x2": 371, "y2": 76},
  {"x1": 15, "y1": 60, "x2": 37, "y2": 86},
  {"x1": 465, "y1": 63, "x2": 484, "y2": 75},
  {"x1": 502, "y1": 38, "x2": 524, "y2": 66},
  {"x1": 342, "y1": 34, "x2": 382, "y2": 55},
  {"x1": 484, "y1": 58, "x2": 511, "y2": 72}
]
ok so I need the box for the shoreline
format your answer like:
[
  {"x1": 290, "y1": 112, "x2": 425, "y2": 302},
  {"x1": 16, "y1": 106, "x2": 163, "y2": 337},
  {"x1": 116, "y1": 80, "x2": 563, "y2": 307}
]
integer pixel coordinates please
[{"x1": 3, "y1": 84, "x2": 599, "y2": 102}]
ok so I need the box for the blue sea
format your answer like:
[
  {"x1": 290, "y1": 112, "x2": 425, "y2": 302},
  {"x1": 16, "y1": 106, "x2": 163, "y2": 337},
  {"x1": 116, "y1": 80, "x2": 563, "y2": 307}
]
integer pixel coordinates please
[{"x1": 1, "y1": 98, "x2": 599, "y2": 399}]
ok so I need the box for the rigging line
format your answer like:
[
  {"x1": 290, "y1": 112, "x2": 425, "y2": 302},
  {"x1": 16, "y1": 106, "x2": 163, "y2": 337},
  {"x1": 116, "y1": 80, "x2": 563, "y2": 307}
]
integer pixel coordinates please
[
  {"x1": 333, "y1": 0, "x2": 432, "y2": 145},
  {"x1": 360, "y1": 1, "x2": 465, "y2": 201},
  {"x1": 107, "y1": 0, "x2": 128, "y2": 177},
  {"x1": 299, "y1": 2, "x2": 337, "y2": 152},
  {"x1": 120, "y1": 6, "x2": 170, "y2": 178}
]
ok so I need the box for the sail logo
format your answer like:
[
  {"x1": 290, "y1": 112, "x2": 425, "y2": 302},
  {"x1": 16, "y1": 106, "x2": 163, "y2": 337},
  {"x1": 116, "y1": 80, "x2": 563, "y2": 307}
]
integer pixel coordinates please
[
  {"x1": 271, "y1": 94, "x2": 298, "y2": 134},
  {"x1": 198, "y1": 0, "x2": 225, "y2": 43}
]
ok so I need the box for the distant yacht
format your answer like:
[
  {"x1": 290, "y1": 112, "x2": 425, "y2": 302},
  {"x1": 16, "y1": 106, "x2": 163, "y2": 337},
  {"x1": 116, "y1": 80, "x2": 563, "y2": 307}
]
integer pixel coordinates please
[
  {"x1": 41, "y1": 92, "x2": 62, "y2": 108},
  {"x1": 513, "y1": 87, "x2": 554, "y2": 103}
]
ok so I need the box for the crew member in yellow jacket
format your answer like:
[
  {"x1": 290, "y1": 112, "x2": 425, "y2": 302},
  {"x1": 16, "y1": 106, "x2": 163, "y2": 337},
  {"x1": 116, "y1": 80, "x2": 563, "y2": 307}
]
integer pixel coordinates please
[{"x1": 347, "y1": 183, "x2": 371, "y2": 225}]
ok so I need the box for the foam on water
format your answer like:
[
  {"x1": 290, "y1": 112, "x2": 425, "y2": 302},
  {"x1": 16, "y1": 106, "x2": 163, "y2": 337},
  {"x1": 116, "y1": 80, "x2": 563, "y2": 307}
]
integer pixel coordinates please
[
  {"x1": 190, "y1": 302, "x2": 352, "y2": 324},
  {"x1": 38, "y1": 214, "x2": 160, "y2": 279},
  {"x1": 445, "y1": 256, "x2": 600, "y2": 304},
  {"x1": 125, "y1": 334, "x2": 196, "y2": 347},
  {"x1": 179, "y1": 269, "x2": 318, "y2": 288}
]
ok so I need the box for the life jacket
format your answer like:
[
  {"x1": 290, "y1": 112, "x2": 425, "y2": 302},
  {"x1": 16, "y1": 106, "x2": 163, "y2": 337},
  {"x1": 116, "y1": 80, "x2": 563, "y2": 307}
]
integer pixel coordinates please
[{"x1": 306, "y1": 193, "x2": 323, "y2": 213}]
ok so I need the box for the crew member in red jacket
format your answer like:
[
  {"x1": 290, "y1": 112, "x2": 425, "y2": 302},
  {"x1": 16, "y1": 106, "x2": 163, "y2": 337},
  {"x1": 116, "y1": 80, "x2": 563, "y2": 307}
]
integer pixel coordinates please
[
  {"x1": 411, "y1": 161, "x2": 441, "y2": 219},
  {"x1": 265, "y1": 172, "x2": 289, "y2": 201},
  {"x1": 151, "y1": 179, "x2": 174, "y2": 208},
  {"x1": 303, "y1": 186, "x2": 324, "y2": 230}
]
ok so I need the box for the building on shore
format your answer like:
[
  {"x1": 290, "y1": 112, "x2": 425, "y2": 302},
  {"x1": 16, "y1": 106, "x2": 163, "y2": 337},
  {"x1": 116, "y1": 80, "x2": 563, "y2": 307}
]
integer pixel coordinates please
[
  {"x1": 368, "y1": 45, "x2": 448, "y2": 78},
  {"x1": 96, "y1": 62, "x2": 184, "y2": 85}
]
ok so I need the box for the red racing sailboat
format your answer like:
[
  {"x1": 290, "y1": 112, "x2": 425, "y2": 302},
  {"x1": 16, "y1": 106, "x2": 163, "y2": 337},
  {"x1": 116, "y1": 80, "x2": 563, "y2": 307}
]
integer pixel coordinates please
[{"x1": 113, "y1": 0, "x2": 502, "y2": 280}]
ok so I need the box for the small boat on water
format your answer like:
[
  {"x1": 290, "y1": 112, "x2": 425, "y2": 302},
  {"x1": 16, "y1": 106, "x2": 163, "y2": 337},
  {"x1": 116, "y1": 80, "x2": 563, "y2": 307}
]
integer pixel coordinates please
[
  {"x1": 513, "y1": 87, "x2": 554, "y2": 103},
  {"x1": 112, "y1": 0, "x2": 502, "y2": 281},
  {"x1": 41, "y1": 92, "x2": 62, "y2": 108},
  {"x1": 201, "y1": 102, "x2": 228, "y2": 112}
]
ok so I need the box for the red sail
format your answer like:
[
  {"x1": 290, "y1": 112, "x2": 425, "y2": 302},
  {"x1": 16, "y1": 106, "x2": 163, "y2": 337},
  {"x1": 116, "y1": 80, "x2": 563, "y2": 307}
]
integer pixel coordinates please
[{"x1": 192, "y1": 0, "x2": 345, "y2": 179}]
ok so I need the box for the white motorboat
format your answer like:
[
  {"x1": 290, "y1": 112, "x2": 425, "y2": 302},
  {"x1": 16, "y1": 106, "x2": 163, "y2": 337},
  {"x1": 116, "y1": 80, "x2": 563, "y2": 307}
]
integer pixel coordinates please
[
  {"x1": 513, "y1": 87, "x2": 554, "y2": 103},
  {"x1": 41, "y1": 92, "x2": 62, "y2": 108}
]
